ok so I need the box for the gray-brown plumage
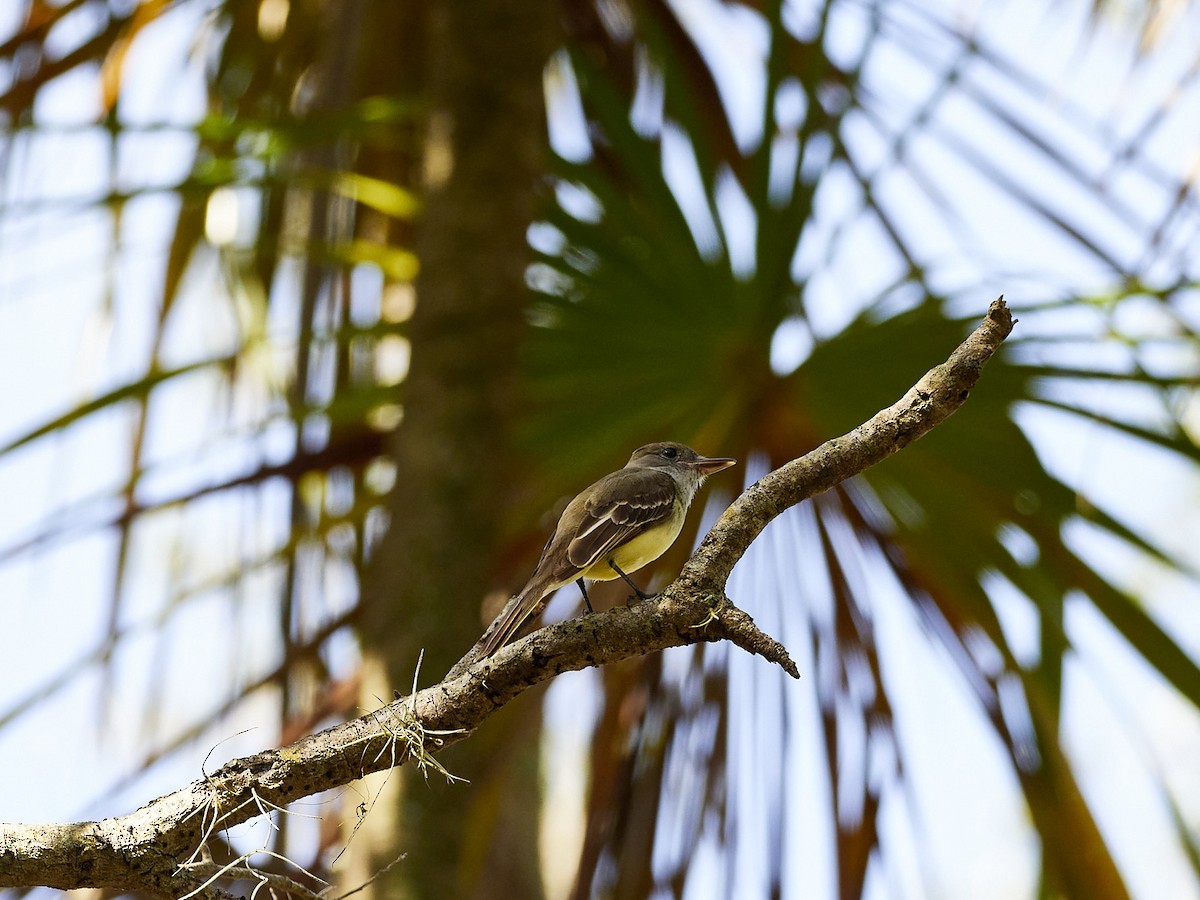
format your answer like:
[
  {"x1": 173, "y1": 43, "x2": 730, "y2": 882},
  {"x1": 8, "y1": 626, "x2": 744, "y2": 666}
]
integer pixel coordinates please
[{"x1": 479, "y1": 441, "x2": 735, "y2": 657}]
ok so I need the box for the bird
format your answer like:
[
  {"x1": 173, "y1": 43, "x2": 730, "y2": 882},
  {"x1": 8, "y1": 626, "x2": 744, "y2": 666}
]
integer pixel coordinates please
[{"x1": 479, "y1": 441, "x2": 736, "y2": 657}]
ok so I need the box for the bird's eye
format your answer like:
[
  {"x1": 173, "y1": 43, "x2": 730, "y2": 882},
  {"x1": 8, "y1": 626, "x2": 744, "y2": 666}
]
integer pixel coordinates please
[{"x1": 661, "y1": 447, "x2": 678, "y2": 459}]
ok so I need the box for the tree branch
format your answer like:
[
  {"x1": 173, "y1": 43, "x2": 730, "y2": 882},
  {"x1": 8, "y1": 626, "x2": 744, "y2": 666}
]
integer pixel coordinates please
[
  {"x1": 0, "y1": 298, "x2": 1013, "y2": 897},
  {"x1": 686, "y1": 294, "x2": 1016, "y2": 588}
]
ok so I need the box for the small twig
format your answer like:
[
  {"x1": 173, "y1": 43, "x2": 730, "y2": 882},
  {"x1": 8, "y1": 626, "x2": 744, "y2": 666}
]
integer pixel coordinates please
[
  {"x1": 332, "y1": 852, "x2": 408, "y2": 900},
  {"x1": 177, "y1": 851, "x2": 327, "y2": 900},
  {"x1": 713, "y1": 604, "x2": 800, "y2": 678}
]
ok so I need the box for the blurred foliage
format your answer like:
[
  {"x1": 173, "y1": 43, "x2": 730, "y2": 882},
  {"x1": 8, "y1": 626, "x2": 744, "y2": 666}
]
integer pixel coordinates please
[{"x1": 0, "y1": 0, "x2": 1199, "y2": 898}]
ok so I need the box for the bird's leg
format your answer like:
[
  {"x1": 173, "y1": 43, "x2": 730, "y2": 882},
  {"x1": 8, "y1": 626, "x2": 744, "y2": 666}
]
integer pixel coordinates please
[
  {"x1": 576, "y1": 578, "x2": 594, "y2": 613},
  {"x1": 609, "y1": 562, "x2": 653, "y2": 603}
]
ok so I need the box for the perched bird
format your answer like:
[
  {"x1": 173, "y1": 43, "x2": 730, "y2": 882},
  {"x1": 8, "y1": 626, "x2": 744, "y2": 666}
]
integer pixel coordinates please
[{"x1": 480, "y1": 441, "x2": 735, "y2": 657}]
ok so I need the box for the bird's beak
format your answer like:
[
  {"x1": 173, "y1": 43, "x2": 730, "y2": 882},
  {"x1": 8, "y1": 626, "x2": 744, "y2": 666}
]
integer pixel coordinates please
[{"x1": 692, "y1": 456, "x2": 736, "y2": 476}]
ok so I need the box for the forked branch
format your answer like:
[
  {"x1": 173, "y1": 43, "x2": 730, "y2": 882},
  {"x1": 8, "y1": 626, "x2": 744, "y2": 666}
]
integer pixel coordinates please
[{"x1": 0, "y1": 298, "x2": 1014, "y2": 897}]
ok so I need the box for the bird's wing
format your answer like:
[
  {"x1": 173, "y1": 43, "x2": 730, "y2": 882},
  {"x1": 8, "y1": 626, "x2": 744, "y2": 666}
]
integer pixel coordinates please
[{"x1": 566, "y1": 468, "x2": 677, "y2": 571}]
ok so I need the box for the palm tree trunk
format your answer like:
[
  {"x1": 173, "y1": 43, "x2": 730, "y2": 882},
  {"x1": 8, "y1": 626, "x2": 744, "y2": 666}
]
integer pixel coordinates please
[{"x1": 353, "y1": 2, "x2": 559, "y2": 897}]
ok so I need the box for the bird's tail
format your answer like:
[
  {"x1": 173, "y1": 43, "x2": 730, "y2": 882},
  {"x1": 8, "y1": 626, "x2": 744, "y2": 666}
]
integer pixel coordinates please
[{"x1": 478, "y1": 580, "x2": 552, "y2": 658}]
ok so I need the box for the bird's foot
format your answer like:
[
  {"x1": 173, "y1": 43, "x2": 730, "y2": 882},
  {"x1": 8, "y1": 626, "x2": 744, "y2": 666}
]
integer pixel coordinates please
[
  {"x1": 625, "y1": 589, "x2": 657, "y2": 607},
  {"x1": 609, "y1": 562, "x2": 654, "y2": 606}
]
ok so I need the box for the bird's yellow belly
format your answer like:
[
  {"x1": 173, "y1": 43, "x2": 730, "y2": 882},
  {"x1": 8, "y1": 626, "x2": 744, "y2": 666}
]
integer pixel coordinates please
[{"x1": 580, "y1": 515, "x2": 685, "y2": 581}]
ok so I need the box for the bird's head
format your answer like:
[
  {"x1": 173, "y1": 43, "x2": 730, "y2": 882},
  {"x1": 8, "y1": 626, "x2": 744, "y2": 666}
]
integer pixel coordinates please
[{"x1": 626, "y1": 442, "x2": 736, "y2": 479}]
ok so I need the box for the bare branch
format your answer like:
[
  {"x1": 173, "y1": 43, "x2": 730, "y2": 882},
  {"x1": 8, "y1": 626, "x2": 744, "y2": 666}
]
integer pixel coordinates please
[{"x1": 0, "y1": 298, "x2": 1014, "y2": 897}]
